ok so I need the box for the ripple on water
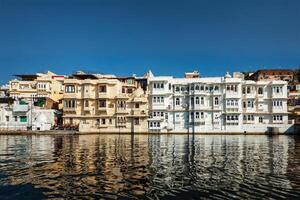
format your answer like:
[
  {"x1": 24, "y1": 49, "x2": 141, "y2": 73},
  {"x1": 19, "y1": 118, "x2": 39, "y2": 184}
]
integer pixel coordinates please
[{"x1": 0, "y1": 134, "x2": 300, "y2": 199}]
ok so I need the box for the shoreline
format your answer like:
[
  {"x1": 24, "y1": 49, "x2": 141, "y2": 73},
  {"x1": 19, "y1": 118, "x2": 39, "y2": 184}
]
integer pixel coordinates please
[{"x1": 0, "y1": 130, "x2": 297, "y2": 135}]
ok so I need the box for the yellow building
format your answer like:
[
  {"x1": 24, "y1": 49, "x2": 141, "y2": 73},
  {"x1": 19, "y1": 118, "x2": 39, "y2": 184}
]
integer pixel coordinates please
[
  {"x1": 9, "y1": 71, "x2": 65, "y2": 108},
  {"x1": 62, "y1": 72, "x2": 149, "y2": 133}
]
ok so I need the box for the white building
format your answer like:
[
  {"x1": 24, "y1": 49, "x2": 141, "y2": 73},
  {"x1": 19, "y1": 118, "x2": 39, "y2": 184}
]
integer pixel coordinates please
[
  {"x1": 0, "y1": 99, "x2": 55, "y2": 131},
  {"x1": 148, "y1": 72, "x2": 293, "y2": 134}
]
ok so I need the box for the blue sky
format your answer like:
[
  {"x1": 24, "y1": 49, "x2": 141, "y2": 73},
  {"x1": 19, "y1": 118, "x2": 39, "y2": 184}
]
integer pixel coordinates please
[{"x1": 0, "y1": 0, "x2": 300, "y2": 84}]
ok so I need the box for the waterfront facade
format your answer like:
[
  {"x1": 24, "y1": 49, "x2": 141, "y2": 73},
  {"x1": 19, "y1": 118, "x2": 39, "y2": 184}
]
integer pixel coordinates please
[
  {"x1": 148, "y1": 72, "x2": 293, "y2": 133},
  {"x1": 62, "y1": 72, "x2": 149, "y2": 133},
  {"x1": 9, "y1": 71, "x2": 65, "y2": 108},
  {"x1": 0, "y1": 99, "x2": 56, "y2": 131}
]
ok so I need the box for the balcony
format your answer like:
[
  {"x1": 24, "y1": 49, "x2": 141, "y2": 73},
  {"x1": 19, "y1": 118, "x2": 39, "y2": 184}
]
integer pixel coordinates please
[
  {"x1": 116, "y1": 108, "x2": 128, "y2": 114},
  {"x1": 98, "y1": 92, "x2": 108, "y2": 99},
  {"x1": 63, "y1": 107, "x2": 76, "y2": 112},
  {"x1": 242, "y1": 93, "x2": 256, "y2": 99},
  {"x1": 131, "y1": 109, "x2": 148, "y2": 116},
  {"x1": 63, "y1": 92, "x2": 81, "y2": 99},
  {"x1": 13, "y1": 104, "x2": 29, "y2": 112},
  {"x1": 97, "y1": 106, "x2": 107, "y2": 111}
]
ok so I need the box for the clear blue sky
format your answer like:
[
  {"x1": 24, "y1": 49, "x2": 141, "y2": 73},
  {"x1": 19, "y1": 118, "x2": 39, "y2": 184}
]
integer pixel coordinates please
[{"x1": 0, "y1": 0, "x2": 300, "y2": 84}]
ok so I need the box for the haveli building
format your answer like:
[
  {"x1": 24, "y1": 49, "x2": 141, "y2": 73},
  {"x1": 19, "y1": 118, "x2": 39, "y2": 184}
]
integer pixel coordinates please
[
  {"x1": 9, "y1": 71, "x2": 65, "y2": 109},
  {"x1": 62, "y1": 71, "x2": 149, "y2": 133},
  {"x1": 148, "y1": 72, "x2": 293, "y2": 133},
  {"x1": 2, "y1": 69, "x2": 296, "y2": 133}
]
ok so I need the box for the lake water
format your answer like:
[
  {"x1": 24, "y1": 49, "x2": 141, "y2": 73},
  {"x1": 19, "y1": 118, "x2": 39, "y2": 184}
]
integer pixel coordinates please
[{"x1": 0, "y1": 134, "x2": 300, "y2": 199}]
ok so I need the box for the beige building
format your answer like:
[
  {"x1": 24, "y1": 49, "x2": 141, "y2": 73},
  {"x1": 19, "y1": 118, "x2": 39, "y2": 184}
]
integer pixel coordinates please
[
  {"x1": 9, "y1": 71, "x2": 65, "y2": 108},
  {"x1": 62, "y1": 72, "x2": 149, "y2": 133}
]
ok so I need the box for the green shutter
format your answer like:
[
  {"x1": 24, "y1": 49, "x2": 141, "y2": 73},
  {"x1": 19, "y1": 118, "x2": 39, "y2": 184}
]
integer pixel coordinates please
[{"x1": 20, "y1": 116, "x2": 27, "y2": 122}]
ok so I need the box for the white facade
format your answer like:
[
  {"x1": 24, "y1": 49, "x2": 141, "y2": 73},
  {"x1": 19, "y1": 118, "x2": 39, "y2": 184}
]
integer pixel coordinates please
[
  {"x1": 0, "y1": 101, "x2": 55, "y2": 131},
  {"x1": 148, "y1": 73, "x2": 293, "y2": 133}
]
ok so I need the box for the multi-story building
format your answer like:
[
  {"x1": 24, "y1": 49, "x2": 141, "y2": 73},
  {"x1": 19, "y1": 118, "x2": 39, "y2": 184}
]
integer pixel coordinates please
[
  {"x1": 62, "y1": 72, "x2": 149, "y2": 133},
  {"x1": 9, "y1": 71, "x2": 65, "y2": 108},
  {"x1": 148, "y1": 72, "x2": 293, "y2": 133},
  {"x1": 0, "y1": 98, "x2": 56, "y2": 131}
]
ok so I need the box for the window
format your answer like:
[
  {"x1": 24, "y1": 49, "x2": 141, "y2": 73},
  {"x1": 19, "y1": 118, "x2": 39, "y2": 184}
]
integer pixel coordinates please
[
  {"x1": 195, "y1": 97, "x2": 199, "y2": 104},
  {"x1": 176, "y1": 86, "x2": 180, "y2": 92},
  {"x1": 176, "y1": 98, "x2": 180, "y2": 105},
  {"x1": 214, "y1": 86, "x2": 219, "y2": 91},
  {"x1": 20, "y1": 116, "x2": 27, "y2": 122},
  {"x1": 64, "y1": 100, "x2": 76, "y2": 108},
  {"x1": 99, "y1": 85, "x2": 106, "y2": 93},
  {"x1": 247, "y1": 87, "x2": 250, "y2": 94},
  {"x1": 169, "y1": 84, "x2": 171, "y2": 90},
  {"x1": 227, "y1": 85, "x2": 230, "y2": 91},
  {"x1": 247, "y1": 101, "x2": 254, "y2": 108},
  {"x1": 273, "y1": 115, "x2": 283, "y2": 122},
  {"x1": 99, "y1": 100, "x2": 106, "y2": 108},
  {"x1": 165, "y1": 113, "x2": 168, "y2": 119},
  {"x1": 191, "y1": 97, "x2": 194, "y2": 105},
  {"x1": 200, "y1": 112, "x2": 204, "y2": 119},
  {"x1": 65, "y1": 85, "x2": 75, "y2": 93},
  {"x1": 195, "y1": 112, "x2": 199, "y2": 119},
  {"x1": 109, "y1": 119, "x2": 112, "y2": 124},
  {"x1": 195, "y1": 85, "x2": 200, "y2": 90},
  {"x1": 85, "y1": 100, "x2": 89, "y2": 107},
  {"x1": 127, "y1": 88, "x2": 133, "y2": 93},
  {"x1": 134, "y1": 118, "x2": 139, "y2": 125},
  {"x1": 214, "y1": 97, "x2": 219, "y2": 105},
  {"x1": 258, "y1": 87, "x2": 263, "y2": 95},
  {"x1": 153, "y1": 82, "x2": 164, "y2": 89},
  {"x1": 6, "y1": 116, "x2": 9, "y2": 122},
  {"x1": 135, "y1": 103, "x2": 139, "y2": 108},
  {"x1": 259, "y1": 117, "x2": 263, "y2": 123},
  {"x1": 200, "y1": 97, "x2": 204, "y2": 105},
  {"x1": 242, "y1": 87, "x2": 246, "y2": 94},
  {"x1": 122, "y1": 87, "x2": 126, "y2": 93},
  {"x1": 101, "y1": 118, "x2": 106, "y2": 125}
]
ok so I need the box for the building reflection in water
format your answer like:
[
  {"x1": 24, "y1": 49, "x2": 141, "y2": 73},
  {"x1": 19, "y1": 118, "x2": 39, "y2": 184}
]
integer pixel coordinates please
[{"x1": 0, "y1": 134, "x2": 300, "y2": 199}]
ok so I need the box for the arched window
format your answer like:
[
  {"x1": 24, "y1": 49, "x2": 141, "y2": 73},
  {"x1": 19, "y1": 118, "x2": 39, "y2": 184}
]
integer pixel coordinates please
[
  {"x1": 247, "y1": 87, "x2": 250, "y2": 94},
  {"x1": 176, "y1": 86, "x2": 180, "y2": 92},
  {"x1": 195, "y1": 97, "x2": 199, "y2": 104},
  {"x1": 242, "y1": 87, "x2": 246, "y2": 94},
  {"x1": 200, "y1": 97, "x2": 204, "y2": 105},
  {"x1": 231, "y1": 85, "x2": 234, "y2": 91},
  {"x1": 214, "y1": 97, "x2": 219, "y2": 105},
  {"x1": 175, "y1": 98, "x2": 180, "y2": 105},
  {"x1": 195, "y1": 112, "x2": 199, "y2": 119},
  {"x1": 200, "y1": 85, "x2": 204, "y2": 91},
  {"x1": 195, "y1": 85, "x2": 200, "y2": 90},
  {"x1": 191, "y1": 97, "x2": 194, "y2": 105},
  {"x1": 214, "y1": 86, "x2": 219, "y2": 91},
  {"x1": 258, "y1": 87, "x2": 263, "y2": 94},
  {"x1": 191, "y1": 85, "x2": 194, "y2": 91}
]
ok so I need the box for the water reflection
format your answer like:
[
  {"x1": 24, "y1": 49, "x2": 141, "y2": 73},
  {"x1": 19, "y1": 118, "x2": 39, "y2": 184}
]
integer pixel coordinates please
[{"x1": 0, "y1": 134, "x2": 300, "y2": 199}]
